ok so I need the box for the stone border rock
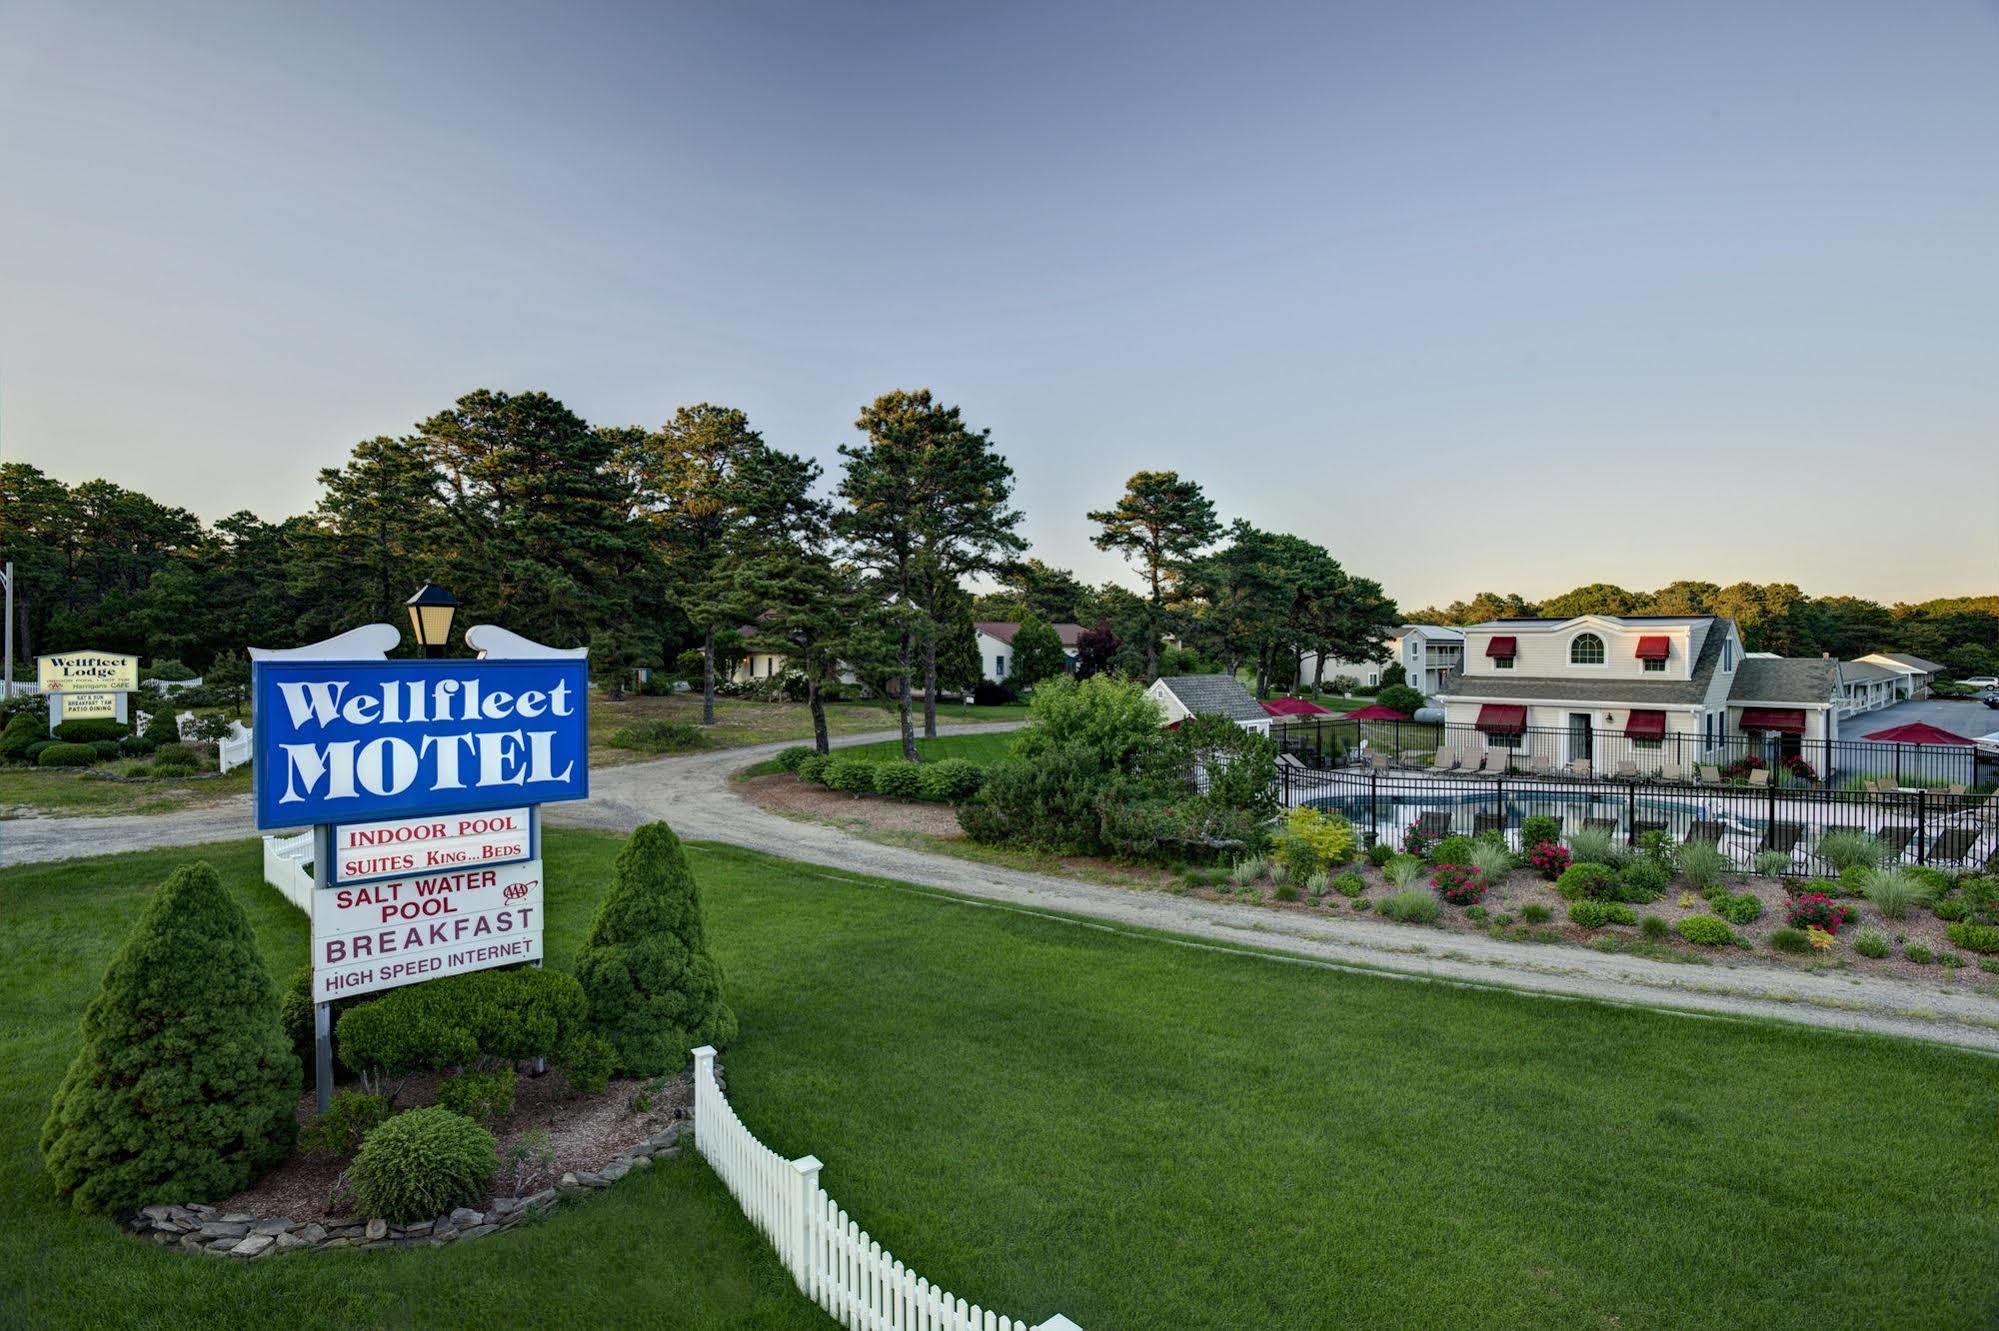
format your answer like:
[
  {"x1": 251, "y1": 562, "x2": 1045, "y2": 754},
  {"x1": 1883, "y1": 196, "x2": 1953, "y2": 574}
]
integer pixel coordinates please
[{"x1": 126, "y1": 1072, "x2": 708, "y2": 1260}]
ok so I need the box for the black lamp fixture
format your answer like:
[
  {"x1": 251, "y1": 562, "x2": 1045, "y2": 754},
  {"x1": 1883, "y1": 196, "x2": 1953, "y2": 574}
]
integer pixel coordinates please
[{"x1": 405, "y1": 584, "x2": 460, "y2": 658}]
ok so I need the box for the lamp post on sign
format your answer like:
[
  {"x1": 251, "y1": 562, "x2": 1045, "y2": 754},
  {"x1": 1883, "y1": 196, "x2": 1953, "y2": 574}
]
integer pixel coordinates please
[{"x1": 405, "y1": 583, "x2": 460, "y2": 658}]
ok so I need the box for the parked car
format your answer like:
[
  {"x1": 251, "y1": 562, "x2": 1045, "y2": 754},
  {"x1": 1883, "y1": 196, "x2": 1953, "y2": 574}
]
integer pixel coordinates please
[{"x1": 1959, "y1": 676, "x2": 1999, "y2": 689}]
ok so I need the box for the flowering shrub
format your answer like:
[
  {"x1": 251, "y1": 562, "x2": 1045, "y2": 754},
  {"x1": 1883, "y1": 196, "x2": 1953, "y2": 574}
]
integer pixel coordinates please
[
  {"x1": 1401, "y1": 824, "x2": 1438, "y2": 860},
  {"x1": 1528, "y1": 843, "x2": 1572, "y2": 881},
  {"x1": 1786, "y1": 892, "x2": 1855, "y2": 934},
  {"x1": 1282, "y1": 806, "x2": 1358, "y2": 874},
  {"x1": 1430, "y1": 863, "x2": 1486, "y2": 905},
  {"x1": 1719, "y1": 754, "x2": 1816, "y2": 783}
]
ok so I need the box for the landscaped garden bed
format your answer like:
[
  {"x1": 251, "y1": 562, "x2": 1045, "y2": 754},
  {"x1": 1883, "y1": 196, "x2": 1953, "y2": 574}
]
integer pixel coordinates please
[{"x1": 1188, "y1": 812, "x2": 1999, "y2": 983}]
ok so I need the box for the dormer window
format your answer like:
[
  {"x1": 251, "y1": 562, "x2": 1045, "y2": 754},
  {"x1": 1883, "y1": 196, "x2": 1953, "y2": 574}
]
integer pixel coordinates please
[{"x1": 1570, "y1": 633, "x2": 1605, "y2": 666}]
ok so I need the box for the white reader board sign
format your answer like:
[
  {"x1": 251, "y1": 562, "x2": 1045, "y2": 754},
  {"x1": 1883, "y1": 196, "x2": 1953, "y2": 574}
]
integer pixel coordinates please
[
  {"x1": 331, "y1": 806, "x2": 533, "y2": 885},
  {"x1": 312, "y1": 859, "x2": 542, "y2": 1002}
]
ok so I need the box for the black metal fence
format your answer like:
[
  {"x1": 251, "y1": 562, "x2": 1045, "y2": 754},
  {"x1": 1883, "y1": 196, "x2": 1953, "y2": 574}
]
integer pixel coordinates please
[
  {"x1": 1278, "y1": 765, "x2": 1998, "y2": 878},
  {"x1": 1274, "y1": 716, "x2": 1979, "y2": 790}
]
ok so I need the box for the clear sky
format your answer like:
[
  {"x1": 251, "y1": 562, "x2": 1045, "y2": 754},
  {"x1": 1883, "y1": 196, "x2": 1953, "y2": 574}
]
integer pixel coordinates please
[{"x1": 3, "y1": 1, "x2": 1995, "y2": 610}]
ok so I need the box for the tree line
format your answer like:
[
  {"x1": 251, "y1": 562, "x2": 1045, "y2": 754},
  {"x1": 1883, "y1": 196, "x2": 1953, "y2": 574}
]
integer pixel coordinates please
[
  {"x1": 0, "y1": 388, "x2": 1404, "y2": 759},
  {"x1": 1405, "y1": 583, "x2": 1998, "y2": 677}
]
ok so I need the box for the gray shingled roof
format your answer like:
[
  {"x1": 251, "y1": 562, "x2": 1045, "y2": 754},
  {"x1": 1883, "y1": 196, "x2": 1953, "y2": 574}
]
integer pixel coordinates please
[
  {"x1": 1842, "y1": 659, "x2": 1902, "y2": 683},
  {"x1": 1729, "y1": 657, "x2": 1840, "y2": 705},
  {"x1": 1871, "y1": 652, "x2": 1947, "y2": 674},
  {"x1": 1439, "y1": 621, "x2": 1729, "y2": 705},
  {"x1": 1155, "y1": 673, "x2": 1268, "y2": 722}
]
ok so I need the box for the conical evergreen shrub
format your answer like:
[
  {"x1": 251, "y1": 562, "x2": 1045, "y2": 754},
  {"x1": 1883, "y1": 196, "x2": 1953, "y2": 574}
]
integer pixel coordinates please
[
  {"x1": 41, "y1": 861, "x2": 299, "y2": 1214},
  {"x1": 574, "y1": 822, "x2": 736, "y2": 1076}
]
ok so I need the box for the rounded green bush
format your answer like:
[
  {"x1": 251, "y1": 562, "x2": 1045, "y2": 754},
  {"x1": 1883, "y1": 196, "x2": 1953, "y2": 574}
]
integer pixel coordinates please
[
  {"x1": 871, "y1": 762, "x2": 925, "y2": 800},
  {"x1": 917, "y1": 758, "x2": 985, "y2": 802},
  {"x1": 1768, "y1": 927, "x2": 1812, "y2": 955},
  {"x1": 435, "y1": 1068, "x2": 518, "y2": 1124},
  {"x1": 1519, "y1": 816, "x2": 1562, "y2": 850},
  {"x1": 0, "y1": 710, "x2": 41, "y2": 762},
  {"x1": 823, "y1": 759, "x2": 876, "y2": 793},
  {"x1": 91, "y1": 739, "x2": 122, "y2": 760},
  {"x1": 772, "y1": 745, "x2": 814, "y2": 773},
  {"x1": 348, "y1": 1106, "x2": 496, "y2": 1222},
  {"x1": 1852, "y1": 929, "x2": 1890, "y2": 959},
  {"x1": 1675, "y1": 915, "x2": 1735, "y2": 946},
  {"x1": 1619, "y1": 859, "x2": 1671, "y2": 903},
  {"x1": 1568, "y1": 899, "x2": 1636, "y2": 928},
  {"x1": 1555, "y1": 862, "x2": 1620, "y2": 902},
  {"x1": 1428, "y1": 835, "x2": 1477, "y2": 867},
  {"x1": 151, "y1": 741, "x2": 197, "y2": 766},
  {"x1": 54, "y1": 717, "x2": 129, "y2": 743},
  {"x1": 1366, "y1": 842, "x2": 1395, "y2": 868},
  {"x1": 1521, "y1": 903, "x2": 1552, "y2": 924},
  {"x1": 1639, "y1": 914, "x2": 1670, "y2": 941},
  {"x1": 1379, "y1": 889, "x2": 1442, "y2": 925},
  {"x1": 1333, "y1": 871, "x2": 1366, "y2": 897},
  {"x1": 38, "y1": 742, "x2": 100, "y2": 768},
  {"x1": 795, "y1": 754, "x2": 832, "y2": 784},
  {"x1": 1945, "y1": 923, "x2": 1999, "y2": 955}
]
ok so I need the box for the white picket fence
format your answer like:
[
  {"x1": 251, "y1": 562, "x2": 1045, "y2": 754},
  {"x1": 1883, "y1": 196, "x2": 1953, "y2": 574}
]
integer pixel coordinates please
[
  {"x1": 691, "y1": 1048, "x2": 1078, "y2": 1331},
  {"x1": 217, "y1": 727, "x2": 251, "y2": 772},
  {"x1": 262, "y1": 832, "x2": 314, "y2": 913}
]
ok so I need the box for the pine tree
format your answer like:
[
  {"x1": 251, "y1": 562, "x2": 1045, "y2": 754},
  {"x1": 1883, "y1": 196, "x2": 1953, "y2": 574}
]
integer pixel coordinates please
[
  {"x1": 1009, "y1": 612, "x2": 1069, "y2": 687},
  {"x1": 41, "y1": 861, "x2": 299, "y2": 1214},
  {"x1": 573, "y1": 823, "x2": 737, "y2": 1076}
]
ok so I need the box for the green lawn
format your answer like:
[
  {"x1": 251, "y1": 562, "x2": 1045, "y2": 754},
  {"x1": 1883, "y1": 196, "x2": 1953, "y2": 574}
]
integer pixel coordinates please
[
  {"x1": 6, "y1": 834, "x2": 1997, "y2": 1328},
  {"x1": 590, "y1": 693, "x2": 1029, "y2": 767},
  {"x1": 0, "y1": 765, "x2": 253, "y2": 820},
  {"x1": 742, "y1": 730, "x2": 1017, "y2": 778}
]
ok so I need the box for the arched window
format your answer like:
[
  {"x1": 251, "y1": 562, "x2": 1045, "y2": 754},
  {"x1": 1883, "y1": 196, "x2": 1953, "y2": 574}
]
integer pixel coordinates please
[{"x1": 1570, "y1": 633, "x2": 1605, "y2": 666}]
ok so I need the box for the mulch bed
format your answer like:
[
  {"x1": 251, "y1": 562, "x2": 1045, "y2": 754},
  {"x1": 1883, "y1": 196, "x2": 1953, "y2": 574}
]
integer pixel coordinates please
[{"x1": 218, "y1": 1067, "x2": 689, "y2": 1221}]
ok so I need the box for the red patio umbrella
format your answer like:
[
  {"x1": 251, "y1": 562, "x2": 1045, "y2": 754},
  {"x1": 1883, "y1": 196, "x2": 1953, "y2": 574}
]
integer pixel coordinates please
[
  {"x1": 1261, "y1": 697, "x2": 1334, "y2": 719},
  {"x1": 1341, "y1": 703, "x2": 1413, "y2": 721},
  {"x1": 1862, "y1": 721, "x2": 1974, "y2": 746}
]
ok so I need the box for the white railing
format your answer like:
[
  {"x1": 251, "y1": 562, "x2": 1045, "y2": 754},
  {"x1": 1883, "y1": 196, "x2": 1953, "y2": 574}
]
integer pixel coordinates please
[
  {"x1": 262, "y1": 833, "x2": 314, "y2": 914},
  {"x1": 691, "y1": 1048, "x2": 1078, "y2": 1331},
  {"x1": 218, "y1": 728, "x2": 252, "y2": 772}
]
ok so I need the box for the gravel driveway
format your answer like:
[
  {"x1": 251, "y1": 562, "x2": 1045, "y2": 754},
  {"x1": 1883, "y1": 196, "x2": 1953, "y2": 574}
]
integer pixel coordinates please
[{"x1": 7, "y1": 722, "x2": 1998, "y2": 1054}]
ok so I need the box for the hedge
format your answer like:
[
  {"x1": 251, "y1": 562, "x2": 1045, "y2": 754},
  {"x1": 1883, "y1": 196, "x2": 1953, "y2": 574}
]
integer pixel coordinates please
[
  {"x1": 337, "y1": 966, "x2": 588, "y2": 1091},
  {"x1": 1944, "y1": 923, "x2": 1999, "y2": 955},
  {"x1": 38, "y1": 742, "x2": 100, "y2": 768}
]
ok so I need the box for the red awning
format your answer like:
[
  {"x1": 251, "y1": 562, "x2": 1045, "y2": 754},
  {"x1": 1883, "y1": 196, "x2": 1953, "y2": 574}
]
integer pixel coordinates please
[
  {"x1": 1624, "y1": 709, "x2": 1666, "y2": 739},
  {"x1": 1863, "y1": 721, "x2": 1974, "y2": 746},
  {"x1": 1738, "y1": 707, "x2": 1806, "y2": 735},
  {"x1": 1485, "y1": 636, "x2": 1517, "y2": 659},
  {"x1": 1475, "y1": 704, "x2": 1528, "y2": 735},
  {"x1": 1634, "y1": 636, "x2": 1670, "y2": 661},
  {"x1": 1260, "y1": 697, "x2": 1333, "y2": 718}
]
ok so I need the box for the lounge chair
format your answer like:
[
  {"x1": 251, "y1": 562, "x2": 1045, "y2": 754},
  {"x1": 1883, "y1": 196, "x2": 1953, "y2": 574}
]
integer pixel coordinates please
[
  {"x1": 1583, "y1": 816, "x2": 1619, "y2": 837},
  {"x1": 1947, "y1": 784, "x2": 1968, "y2": 797},
  {"x1": 1928, "y1": 827, "x2": 1978, "y2": 866},
  {"x1": 1614, "y1": 759, "x2": 1640, "y2": 780},
  {"x1": 1367, "y1": 750, "x2": 1392, "y2": 773},
  {"x1": 1473, "y1": 811, "x2": 1506, "y2": 837},
  {"x1": 1567, "y1": 758, "x2": 1593, "y2": 779},
  {"x1": 1412, "y1": 811, "x2": 1451, "y2": 843},
  {"x1": 1875, "y1": 825, "x2": 1916, "y2": 858},
  {"x1": 1485, "y1": 750, "x2": 1514, "y2": 776},
  {"x1": 1430, "y1": 747, "x2": 1459, "y2": 773},
  {"x1": 1687, "y1": 820, "x2": 1728, "y2": 845},
  {"x1": 1759, "y1": 822, "x2": 1804, "y2": 855},
  {"x1": 1279, "y1": 751, "x2": 1306, "y2": 771},
  {"x1": 1659, "y1": 762, "x2": 1687, "y2": 784},
  {"x1": 1748, "y1": 769, "x2": 1772, "y2": 788},
  {"x1": 1633, "y1": 819, "x2": 1667, "y2": 841},
  {"x1": 1525, "y1": 753, "x2": 1554, "y2": 777},
  {"x1": 1699, "y1": 765, "x2": 1723, "y2": 784}
]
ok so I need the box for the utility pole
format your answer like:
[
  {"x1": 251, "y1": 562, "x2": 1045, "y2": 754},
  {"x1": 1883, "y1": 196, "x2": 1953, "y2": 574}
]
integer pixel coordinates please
[{"x1": 2, "y1": 560, "x2": 12, "y2": 700}]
